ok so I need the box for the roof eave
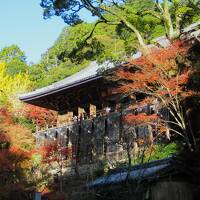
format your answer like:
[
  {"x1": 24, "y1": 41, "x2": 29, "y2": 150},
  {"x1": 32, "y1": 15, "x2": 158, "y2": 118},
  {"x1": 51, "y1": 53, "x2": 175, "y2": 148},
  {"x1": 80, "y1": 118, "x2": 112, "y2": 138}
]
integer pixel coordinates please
[{"x1": 20, "y1": 75, "x2": 102, "y2": 102}]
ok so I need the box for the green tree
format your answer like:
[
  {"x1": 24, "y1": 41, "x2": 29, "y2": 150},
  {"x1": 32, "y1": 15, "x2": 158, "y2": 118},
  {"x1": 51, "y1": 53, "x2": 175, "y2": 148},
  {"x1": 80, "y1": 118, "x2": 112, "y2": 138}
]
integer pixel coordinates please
[
  {"x1": 40, "y1": 0, "x2": 160, "y2": 53},
  {"x1": 0, "y1": 63, "x2": 32, "y2": 112},
  {"x1": 41, "y1": 0, "x2": 199, "y2": 51},
  {"x1": 0, "y1": 45, "x2": 26, "y2": 62},
  {"x1": 0, "y1": 45, "x2": 29, "y2": 76},
  {"x1": 31, "y1": 22, "x2": 128, "y2": 88},
  {"x1": 146, "y1": 0, "x2": 200, "y2": 40}
]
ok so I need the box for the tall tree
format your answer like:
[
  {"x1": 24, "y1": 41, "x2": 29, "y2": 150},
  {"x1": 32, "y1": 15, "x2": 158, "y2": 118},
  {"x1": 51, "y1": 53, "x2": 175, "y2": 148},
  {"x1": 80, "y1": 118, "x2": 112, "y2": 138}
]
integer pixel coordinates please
[
  {"x1": 40, "y1": 0, "x2": 199, "y2": 50},
  {"x1": 0, "y1": 45, "x2": 26, "y2": 62},
  {"x1": 41, "y1": 22, "x2": 128, "y2": 64},
  {"x1": 0, "y1": 45, "x2": 29, "y2": 76},
  {"x1": 146, "y1": 0, "x2": 200, "y2": 40},
  {"x1": 0, "y1": 63, "x2": 32, "y2": 111},
  {"x1": 40, "y1": 0, "x2": 158, "y2": 53}
]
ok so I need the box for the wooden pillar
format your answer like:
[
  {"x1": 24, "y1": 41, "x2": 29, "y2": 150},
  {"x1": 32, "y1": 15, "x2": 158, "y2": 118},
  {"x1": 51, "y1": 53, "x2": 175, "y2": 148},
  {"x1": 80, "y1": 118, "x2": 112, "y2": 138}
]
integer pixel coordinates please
[
  {"x1": 75, "y1": 117, "x2": 82, "y2": 176},
  {"x1": 66, "y1": 112, "x2": 73, "y2": 123},
  {"x1": 78, "y1": 107, "x2": 85, "y2": 119},
  {"x1": 89, "y1": 119, "x2": 95, "y2": 162},
  {"x1": 57, "y1": 112, "x2": 73, "y2": 126},
  {"x1": 90, "y1": 104, "x2": 96, "y2": 118}
]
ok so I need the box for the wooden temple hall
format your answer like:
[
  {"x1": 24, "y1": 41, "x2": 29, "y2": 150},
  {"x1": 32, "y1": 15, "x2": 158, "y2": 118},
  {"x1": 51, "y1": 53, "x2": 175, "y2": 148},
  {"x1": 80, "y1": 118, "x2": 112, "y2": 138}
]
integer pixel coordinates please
[{"x1": 19, "y1": 61, "x2": 155, "y2": 164}]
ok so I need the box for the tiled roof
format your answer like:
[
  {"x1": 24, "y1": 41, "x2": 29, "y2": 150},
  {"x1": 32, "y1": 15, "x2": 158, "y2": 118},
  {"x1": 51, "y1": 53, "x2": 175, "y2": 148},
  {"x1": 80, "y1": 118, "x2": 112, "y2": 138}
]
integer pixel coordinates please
[
  {"x1": 88, "y1": 157, "x2": 173, "y2": 188},
  {"x1": 19, "y1": 61, "x2": 114, "y2": 101}
]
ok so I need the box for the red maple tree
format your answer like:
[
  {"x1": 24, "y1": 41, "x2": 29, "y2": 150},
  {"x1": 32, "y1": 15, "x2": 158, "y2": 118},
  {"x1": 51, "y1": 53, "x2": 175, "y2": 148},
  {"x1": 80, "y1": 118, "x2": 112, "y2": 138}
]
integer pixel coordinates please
[
  {"x1": 38, "y1": 140, "x2": 73, "y2": 192},
  {"x1": 24, "y1": 105, "x2": 57, "y2": 128},
  {"x1": 115, "y1": 41, "x2": 197, "y2": 150}
]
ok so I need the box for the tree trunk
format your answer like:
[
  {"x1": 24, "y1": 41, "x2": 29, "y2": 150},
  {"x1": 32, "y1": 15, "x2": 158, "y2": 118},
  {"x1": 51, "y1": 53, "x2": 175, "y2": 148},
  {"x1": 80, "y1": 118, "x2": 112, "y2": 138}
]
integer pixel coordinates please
[
  {"x1": 175, "y1": 14, "x2": 181, "y2": 37},
  {"x1": 183, "y1": 128, "x2": 193, "y2": 152},
  {"x1": 163, "y1": 0, "x2": 175, "y2": 40},
  {"x1": 101, "y1": 5, "x2": 149, "y2": 54}
]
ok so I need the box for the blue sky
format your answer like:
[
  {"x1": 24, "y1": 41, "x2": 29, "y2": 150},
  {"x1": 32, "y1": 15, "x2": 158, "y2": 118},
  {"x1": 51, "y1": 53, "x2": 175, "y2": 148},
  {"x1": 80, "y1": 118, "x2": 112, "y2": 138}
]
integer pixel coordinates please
[{"x1": 0, "y1": 0, "x2": 94, "y2": 64}]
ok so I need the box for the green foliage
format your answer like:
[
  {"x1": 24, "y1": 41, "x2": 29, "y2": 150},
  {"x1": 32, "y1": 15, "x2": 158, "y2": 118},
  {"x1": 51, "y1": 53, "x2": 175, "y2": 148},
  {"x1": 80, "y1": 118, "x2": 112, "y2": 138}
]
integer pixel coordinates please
[
  {"x1": 5, "y1": 59, "x2": 28, "y2": 76},
  {"x1": 30, "y1": 60, "x2": 89, "y2": 88},
  {"x1": 0, "y1": 45, "x2": 29, "y2": 76},
  {"x1": 12, "y1": 116, "x2": 35, "y2": 132},
  {"x1": 0, "y1": 45, "x2": 26, "y2": 62},
  {"x1": 127, "y1": 143, "x2": 178, "y2": 166},
  {"x1": 109, "y1": 143, "x2": 178, "y2": 170},
  {"x1": 146, "y1": 142, "x2": 178, "y2": 162},
  {"x1": 28, "y1": 63, "x2": 49, "y2": 88},
  {"x1": 173, "y1": 0, "x2": 200, "y2": 26},
  {"x1": 40, "y1": 0, "x2": 200, "y2": 58},
  {"x1": 0, "y1": 63, "x2": 32, "y2": 111},
  {"x1": 150, "y1": 25, "x2": 166, "y2": 40},
  {"x1": 30, "y1": 22, "x2": 129, "y2": 88},
  {"x1": 93, "y1": 160, "x2": 108, "y2": 178},
  {"x1": 40, "y1": 22, "x2": 127, "y2": 64},
  {"x1": 35, "y1": 2, "x2": 166, "y2": 86}
]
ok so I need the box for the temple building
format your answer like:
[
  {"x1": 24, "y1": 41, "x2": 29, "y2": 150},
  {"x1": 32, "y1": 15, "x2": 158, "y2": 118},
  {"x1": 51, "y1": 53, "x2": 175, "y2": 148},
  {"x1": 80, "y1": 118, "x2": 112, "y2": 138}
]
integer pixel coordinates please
[
  {"x1": 20, "y1": 61, "x2": 155, "y2": 167},
  {"x1": 19, "y1": 21, "x2": 200, "y2": 168},
  {"x1": 20, "y1": 62, "x2": 115, "y2": 113}
]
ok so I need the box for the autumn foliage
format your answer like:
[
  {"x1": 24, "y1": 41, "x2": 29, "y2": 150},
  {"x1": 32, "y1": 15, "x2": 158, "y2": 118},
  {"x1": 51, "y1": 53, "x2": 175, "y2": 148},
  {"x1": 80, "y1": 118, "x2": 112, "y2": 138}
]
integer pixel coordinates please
[
  {"x1": 24, "y1": 104, "x2": 57, "y2": 127},
  {"x1": 0, "y1": 106, "x2": 34, "y2": 151},
  {"x1": 116, "y1": 41, "x2": 190, "y2": 97},
  {"x1": 125, "y1": 113, "x2": 158, "y2": 125},
  {"x1": 41, "y1": 140, "x2": 73, "y2": 164},
  {"x1": 115, "y1": 40, "x2": 196, "y2": 146},
  {"x1": 0, "y1": 141, "x2": 30, "y2": 199},
  {"x1": 0, "y1": 146, "x2": 28, "y2": 172}
]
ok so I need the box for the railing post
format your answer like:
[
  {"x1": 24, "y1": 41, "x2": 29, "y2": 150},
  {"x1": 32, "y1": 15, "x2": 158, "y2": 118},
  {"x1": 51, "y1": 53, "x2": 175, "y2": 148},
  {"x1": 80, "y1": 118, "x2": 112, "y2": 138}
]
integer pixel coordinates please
[{"x1": 104, "y1": 118, "x2": 108, "y2": 157}]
